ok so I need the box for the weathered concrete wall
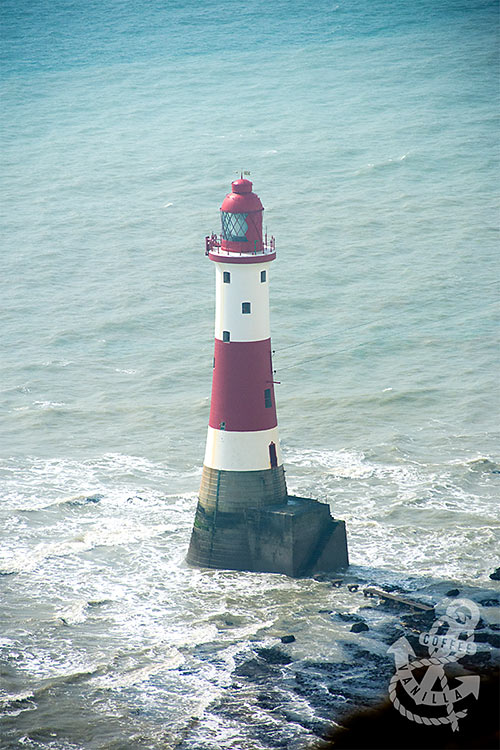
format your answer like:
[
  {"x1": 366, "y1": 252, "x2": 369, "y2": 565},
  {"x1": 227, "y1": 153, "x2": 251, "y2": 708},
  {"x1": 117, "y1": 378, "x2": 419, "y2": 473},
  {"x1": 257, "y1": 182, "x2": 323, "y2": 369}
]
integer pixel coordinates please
[
  {"x1": 198, "y1": 464, "x2": 287, "y2": 514},
  {"x1": 186, "y1": 494, "x2": 349, "y2": 577}
]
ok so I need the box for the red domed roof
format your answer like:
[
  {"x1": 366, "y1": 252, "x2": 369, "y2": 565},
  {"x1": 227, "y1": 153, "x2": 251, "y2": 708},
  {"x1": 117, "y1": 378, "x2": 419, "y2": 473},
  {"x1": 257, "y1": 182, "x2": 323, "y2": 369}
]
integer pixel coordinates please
[
  {"x1": 232, "y1": 178, "x2": 253, "y2": 194},
  {"x1": 221, "y1": 179, "x2": 264, "y2": 213}
]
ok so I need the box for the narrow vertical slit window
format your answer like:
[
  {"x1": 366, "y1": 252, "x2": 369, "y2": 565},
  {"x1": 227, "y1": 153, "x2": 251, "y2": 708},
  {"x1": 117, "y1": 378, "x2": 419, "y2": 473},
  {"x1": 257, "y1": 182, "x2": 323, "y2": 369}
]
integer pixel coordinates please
[
  {"x1": 242, "y1": 302, "x2": 251, "y2": 314},
  {"x1": 260, "y1": 270, "x2": 266, "y2": 282},
  {"x1": 223, "y1": 330, "x2": 230, "y2": 342},
  {"x1": 264, "y1": 388, "x2": 272, "y2": 408},
  {"x1": 223, "y1": 271, "x2": 231, "y2": 283},
  {"x1": 269, "y1": 441, "x2": 278, "y2": 467}
]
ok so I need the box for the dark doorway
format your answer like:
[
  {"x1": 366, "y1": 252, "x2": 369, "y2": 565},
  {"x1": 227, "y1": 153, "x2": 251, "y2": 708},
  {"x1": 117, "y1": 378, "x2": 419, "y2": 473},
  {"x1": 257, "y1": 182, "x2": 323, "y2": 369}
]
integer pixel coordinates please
[{"x1": 269, "y1": 441, "x2": 278, "y2": 468}]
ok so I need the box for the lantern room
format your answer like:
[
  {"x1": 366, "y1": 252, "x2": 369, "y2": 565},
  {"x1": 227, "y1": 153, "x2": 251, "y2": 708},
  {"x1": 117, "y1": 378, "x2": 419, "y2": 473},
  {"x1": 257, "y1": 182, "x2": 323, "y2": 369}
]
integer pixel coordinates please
[{"x1": 220, "y1": 178, "x2": 264, "y2": 254}]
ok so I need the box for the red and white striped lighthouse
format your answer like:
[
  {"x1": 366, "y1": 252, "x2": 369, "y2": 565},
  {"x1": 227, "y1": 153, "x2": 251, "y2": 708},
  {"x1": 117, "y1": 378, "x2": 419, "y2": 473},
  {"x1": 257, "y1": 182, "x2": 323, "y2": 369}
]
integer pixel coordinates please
[
  {"x1": 187, "y1": 178, "x2": 348, "y2": 576},
  {"x1": 204, "y1": 178, "x2": 284, "y2": 484}
]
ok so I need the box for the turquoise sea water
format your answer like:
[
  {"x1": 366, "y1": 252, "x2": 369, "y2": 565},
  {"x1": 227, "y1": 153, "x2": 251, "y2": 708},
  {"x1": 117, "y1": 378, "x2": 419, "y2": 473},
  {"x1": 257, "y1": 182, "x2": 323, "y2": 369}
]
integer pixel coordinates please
[{"x1": 1, "y1": 1, "x2": 499, "y2": 747}]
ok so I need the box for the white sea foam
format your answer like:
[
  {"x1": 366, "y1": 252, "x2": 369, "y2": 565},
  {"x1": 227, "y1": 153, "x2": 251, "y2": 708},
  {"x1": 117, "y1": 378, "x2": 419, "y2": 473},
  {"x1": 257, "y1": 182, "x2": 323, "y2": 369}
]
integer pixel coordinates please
[
  {"x1": 89, "y1": 648, "x2": 185, "y2": 689},
  {"x1": 56, "y1": 600, "x2": 89, "y2": 626}
]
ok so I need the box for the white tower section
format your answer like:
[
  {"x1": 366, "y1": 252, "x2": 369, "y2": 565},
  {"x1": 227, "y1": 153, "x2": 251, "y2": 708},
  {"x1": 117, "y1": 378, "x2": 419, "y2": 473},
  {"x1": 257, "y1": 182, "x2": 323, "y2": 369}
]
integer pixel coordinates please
[{"x1": 214, "y1": 262, "x2": 271, "y2": 342}]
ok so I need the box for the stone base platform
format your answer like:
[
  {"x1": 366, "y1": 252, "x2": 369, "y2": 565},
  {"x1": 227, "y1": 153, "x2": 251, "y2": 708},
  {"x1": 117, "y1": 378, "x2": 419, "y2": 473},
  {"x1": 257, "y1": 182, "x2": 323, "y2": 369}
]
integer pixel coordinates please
[{"x1": 186, "y1": 495, "x2": 348, "y2": 577}]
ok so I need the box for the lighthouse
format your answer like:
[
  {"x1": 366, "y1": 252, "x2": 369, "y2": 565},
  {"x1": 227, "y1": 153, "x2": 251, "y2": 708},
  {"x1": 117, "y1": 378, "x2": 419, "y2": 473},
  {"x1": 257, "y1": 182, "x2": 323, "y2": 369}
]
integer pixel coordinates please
[{"x1": 186, "y1": 177, "x2": 348, "y2": 576}]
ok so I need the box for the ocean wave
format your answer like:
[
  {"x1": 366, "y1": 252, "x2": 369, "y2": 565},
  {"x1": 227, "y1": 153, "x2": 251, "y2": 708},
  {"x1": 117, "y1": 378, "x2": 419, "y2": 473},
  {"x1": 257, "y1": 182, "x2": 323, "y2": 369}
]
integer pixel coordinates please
[
  {"x1": 0, "y1": 691, "x2": 37, "y2": 719},
  {"x1": 65, "y1": 493, "x2": 103, "y2": 506},
  {"x1": 0, "y1": 454, "x2": 198, "y2": 512},
  {"x1": 32, "y1": 400, "x2": 67, "y2": 410},
  {"x1": 284, "y1": 446, "x2": 426, "y2": 492},
  {"x1": 284, "y1": 448, "x2": 374, "y2": 479},
  {"x1": 88, "y1": 647, "x2": 185, "y2": 689},
  {"x1": 56, "y1": 600, "x2": 89, "y2": 626},
  {"x1": 0, "y1": 519, "x2": 177, "y2": 575},
  {"x1": 354, "y1": 152, "x2": 410, "y2": 175},
  {"x1": 462, "y1": 457, "x2": 500, "y2": 474}
]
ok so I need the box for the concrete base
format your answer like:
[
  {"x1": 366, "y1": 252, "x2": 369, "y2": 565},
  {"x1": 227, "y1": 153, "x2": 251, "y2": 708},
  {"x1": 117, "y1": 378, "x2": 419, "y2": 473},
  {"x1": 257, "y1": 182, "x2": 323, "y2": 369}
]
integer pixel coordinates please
[{"x1": 186, "y1": 495, "x2": 348, "y2": 577}]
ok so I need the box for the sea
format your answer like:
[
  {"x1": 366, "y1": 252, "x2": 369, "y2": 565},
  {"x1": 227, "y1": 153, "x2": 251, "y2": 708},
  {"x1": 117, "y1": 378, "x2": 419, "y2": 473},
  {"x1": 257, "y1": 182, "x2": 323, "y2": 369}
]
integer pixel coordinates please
[{"x1": 1, "y1": 0, "x2": 499, "y2": 748}]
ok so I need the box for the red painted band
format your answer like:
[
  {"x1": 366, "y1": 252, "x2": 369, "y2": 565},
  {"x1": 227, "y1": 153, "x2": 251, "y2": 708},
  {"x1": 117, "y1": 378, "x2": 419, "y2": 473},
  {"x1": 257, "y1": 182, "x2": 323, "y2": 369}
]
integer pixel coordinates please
[
  {"x1": 208, "y1": 251, "x2": 276, "y2": 264},
  {"x1": 209, "y1": 339, "x2": 278, "y2": 432}
]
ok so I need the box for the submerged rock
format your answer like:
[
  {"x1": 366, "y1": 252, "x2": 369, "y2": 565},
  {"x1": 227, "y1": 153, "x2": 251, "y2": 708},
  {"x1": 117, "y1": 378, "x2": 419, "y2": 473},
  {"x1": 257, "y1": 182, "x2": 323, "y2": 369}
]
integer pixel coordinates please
[
  {"x1": 333, "y1": 612, "x2": 365, "y2": 624},
  {"x1": 67, "y1": 494, "x2": 103, "y2": 506},
  {"x1": 255, "y1": 647, "x2": 293, "y2": 665},
  {"x1": 256, "y1": 691, "x2": 282, "y2": 710},
  {"x1": 350, "y1": 622, "x2": 369, "y2": 633},
  {"x1": 233, "y1": 658, "x2": 278, "y2": 681}
]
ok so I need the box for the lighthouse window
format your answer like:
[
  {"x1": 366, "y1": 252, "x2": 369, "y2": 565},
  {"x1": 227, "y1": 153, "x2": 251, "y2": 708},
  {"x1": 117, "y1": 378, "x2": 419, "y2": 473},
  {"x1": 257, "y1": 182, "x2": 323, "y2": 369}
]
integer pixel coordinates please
[
  {"x1": 264, "y1": 388, "x2": 272, "y2": 408},
  {"x1": 260, "y1": 270, "x2": 266, "y2": 282},
  {"x1": 242, "y1": 302, "x2": 251, "y2": 314},
  {"x1": 221, "y1": 211, "x2": 248, "y2": 242},
  {"x1": 223, "y1": 272, "x2": 231, "y2": 283},
  {"x1": 222, "y1": 330, "x2": 230, "y2": 342}
]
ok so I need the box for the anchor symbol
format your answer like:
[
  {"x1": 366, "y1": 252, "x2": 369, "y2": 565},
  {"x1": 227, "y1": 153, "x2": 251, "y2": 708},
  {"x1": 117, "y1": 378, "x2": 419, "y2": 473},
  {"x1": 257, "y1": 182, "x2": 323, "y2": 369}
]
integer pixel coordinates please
[{"x1": 387, "y1": 598, "x2": 481, "y2": 731}]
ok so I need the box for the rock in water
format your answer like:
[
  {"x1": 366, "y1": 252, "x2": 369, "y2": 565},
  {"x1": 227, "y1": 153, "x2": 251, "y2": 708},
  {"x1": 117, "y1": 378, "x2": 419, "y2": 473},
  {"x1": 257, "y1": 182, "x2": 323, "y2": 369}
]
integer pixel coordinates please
[{"x1": 350, "y1": 622, "x2": 369, "y2": 633}]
